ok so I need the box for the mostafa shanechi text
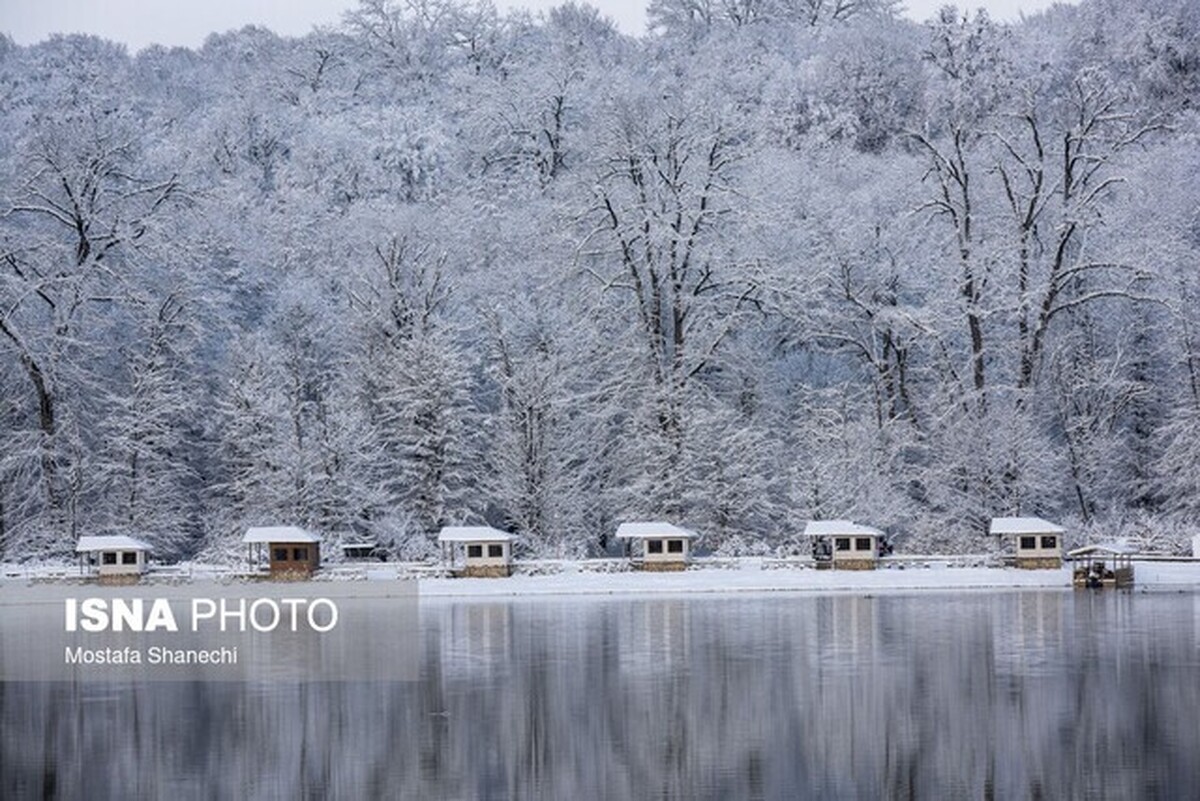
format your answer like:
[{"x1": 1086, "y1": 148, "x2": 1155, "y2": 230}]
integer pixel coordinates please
[{"x1": 65, "y1": 644, "x2": 240, "y2": 666}]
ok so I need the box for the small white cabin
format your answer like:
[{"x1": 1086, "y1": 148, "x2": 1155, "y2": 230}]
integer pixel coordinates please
[
  {"x1": 804, "y1": 520, "x2": 883, "y2": 570},
  {"x1": 615, "y1": 522, "x2": 696, "y2": 571},
  {"x1": 76, "y1": 535, "x2": 152, "y2": 579},
  {"x1": 1193, "y1": 534, "x2": 1200, "y2": 559},
  {"x1": 990, "y1": 517, "x2": 1064, "y2": 569},
  {"x1": 438, "y1": 526, "x2": 516, "y2": 577}
]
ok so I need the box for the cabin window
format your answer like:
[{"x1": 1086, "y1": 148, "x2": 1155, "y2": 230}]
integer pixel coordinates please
[
  {"x1": 647, "y1": 540, "x2": 663, "y2": 554},
  {"x1": 1019, "y1": 536, "x2": 1036, "y2": 551},
  {"x1": 273, "y1": 548, "x2": 289, "y2": 561},
  {"x1": 1040, "y1": 535, "x2": 1057, "y2": 550},
  {"x1": 835, "y1": 538, "x2": 851, "y2": 551},
  {"x1": 467, "y1": 544, "x2": 483, "y2": 558},
  {"x1": 488, "y1": 544, "x2": 503, "y2": 558},
  {"x1": 102, "y1": 552, "x2": 117, "y2": 565},
  {"x1": 855, "y1": 537, "x2": 873, "y2": 552},
  {"x1": 293, "y1": 548, "x2": 309, "y2": 561},
  {"x1": 667, "y1": 540, "x2": 684, "y2": 554},
  {"x1": 122, "y1": 552, "x2": 138, "y2": 565}
]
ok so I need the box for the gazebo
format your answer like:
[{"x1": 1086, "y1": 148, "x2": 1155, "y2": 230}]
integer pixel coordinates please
[
  {"x1": 615, "y1": 522, "x2": 696, "y2": 571},
  {"x1": 990, "y1": 517, "x2": 1064, "y2": 569},
  {"x1": 243, "y1": 526, "x2": 321, "y2": 579},
  {"x1": 438, "y1": 526, "x2": 517, "y2": 577},
  {"x1": 1068, "y1": 542, "x2": 1135, "y2": 589},
  {"x1": 76, "y1": 535, "x2": 152, "y2": 580},
  {"x1": 804, "y1": 520, "x2": 884, "y2": 570}
]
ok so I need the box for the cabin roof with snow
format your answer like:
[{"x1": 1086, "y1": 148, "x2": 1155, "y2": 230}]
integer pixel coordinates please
[
  {"x1": 75, "y1": 535, "x2": 153, "y2": 553},
  {"x1": 615, "y1": 522, "x2": 696, "y2": 540},
  {"x1": 989, "y1": 517, "x2": 1065, "y2": 536},
  {"x1": 1067, "y1": 541, "x2": 1135, "y2": 558},
  {"x1": 243, "y1": 526, "x2": 320, "y2": 544},
  {"x1": 803, "y1": 520, "x2": 883, "y2": 538},
  {"x1": 438, "y1": 526, "x2": 517, "y2": 543}
]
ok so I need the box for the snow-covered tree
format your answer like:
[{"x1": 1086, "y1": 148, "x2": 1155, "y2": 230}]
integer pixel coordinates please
[{"x1": 0, "y1": 0, "x2": 1196, "y2": 560}]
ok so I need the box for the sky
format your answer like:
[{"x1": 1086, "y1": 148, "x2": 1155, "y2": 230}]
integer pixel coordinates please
[{"x1": 2, "y1": 0, "x2": 1074, "y2": 51}]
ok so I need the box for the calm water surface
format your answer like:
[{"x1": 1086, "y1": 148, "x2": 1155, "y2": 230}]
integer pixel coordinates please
[{"x1": 3, "y1": 591, "x2": 1200, "y2": 800}]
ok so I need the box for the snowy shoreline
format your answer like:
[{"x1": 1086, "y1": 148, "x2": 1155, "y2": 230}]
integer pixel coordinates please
[
  {"x1": 415, "y1": 562, "x2": 1200, "y2": 600},
  {"x1": 5, "y1": 560, "x2": 1199, "y2": 601}
]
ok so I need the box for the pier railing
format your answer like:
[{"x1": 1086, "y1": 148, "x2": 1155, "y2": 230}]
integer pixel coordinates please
[{"x1": 760, "y1": 554, "x2": 1004, "y2": 570}]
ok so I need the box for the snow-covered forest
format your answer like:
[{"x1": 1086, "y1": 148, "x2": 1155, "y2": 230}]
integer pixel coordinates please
[{"x1": 1, "y1": 0, "x2": 1198, "y2": 561}]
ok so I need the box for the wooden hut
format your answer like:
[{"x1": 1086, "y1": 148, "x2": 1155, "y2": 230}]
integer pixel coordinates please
[
  {"x1": 243, "y1": 526, "x2": 321, "y2": 579},
  {"x1": 615, "y1": 522, "x2": 696, "y2": 571},
  {"x1": 804, "y1": 520, "x2": 883, "y2": 570},
  {"x1": 1069, "y1": 542, "x2": 1134, "y2": 589},
  {"x1": 76, "y1": 536, "x2": 152, "y2": 581},
  {"x1": 438, "y1": 526, "x2": 517, "y2": 577},
  {"x1": 990, "y1": 517, "x2": 1064, "y2": 569}
]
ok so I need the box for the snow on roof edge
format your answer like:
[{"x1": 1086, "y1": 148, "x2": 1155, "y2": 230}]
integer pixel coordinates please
[
  {"x1": 1067, "y1": 540, "x2": 1135, "y2": 557},
  {"x1": 438, "y1": 526, "x2": 517, "y2": 543},
  {"x1": 76, "y1": 535, "x2": 153, "y2": 553},
  {"x1": 614, "y1": 522, "x2": 696, "y2": 539},
  {"x1": 803, "y1": 520, "x2": 884, "y2": 537},
  {"x1": 989, "y1": 517, "x2": 1065, "y2": 535},
  {"x1": 243, "y1": 526, "x2": 320, "y2": 543}
]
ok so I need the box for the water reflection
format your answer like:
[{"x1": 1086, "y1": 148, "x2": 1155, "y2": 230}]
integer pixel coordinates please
[{"x1": 4, "y1": 592, "x2": 1200, "y2": 800}]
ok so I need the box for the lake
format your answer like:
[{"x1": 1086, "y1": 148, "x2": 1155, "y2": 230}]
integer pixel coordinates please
[{"x1": 3, "y1": 590, "x2": 1199, "y2": 799}]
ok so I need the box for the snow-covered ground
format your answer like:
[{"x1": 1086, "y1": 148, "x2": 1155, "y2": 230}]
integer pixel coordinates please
[
  {"x1": 4, "y1": 558, "x2": 1199, "y2": 599},
  {"x1": 415, "y1": 561, "x2": 1200, "y2": 600}
]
